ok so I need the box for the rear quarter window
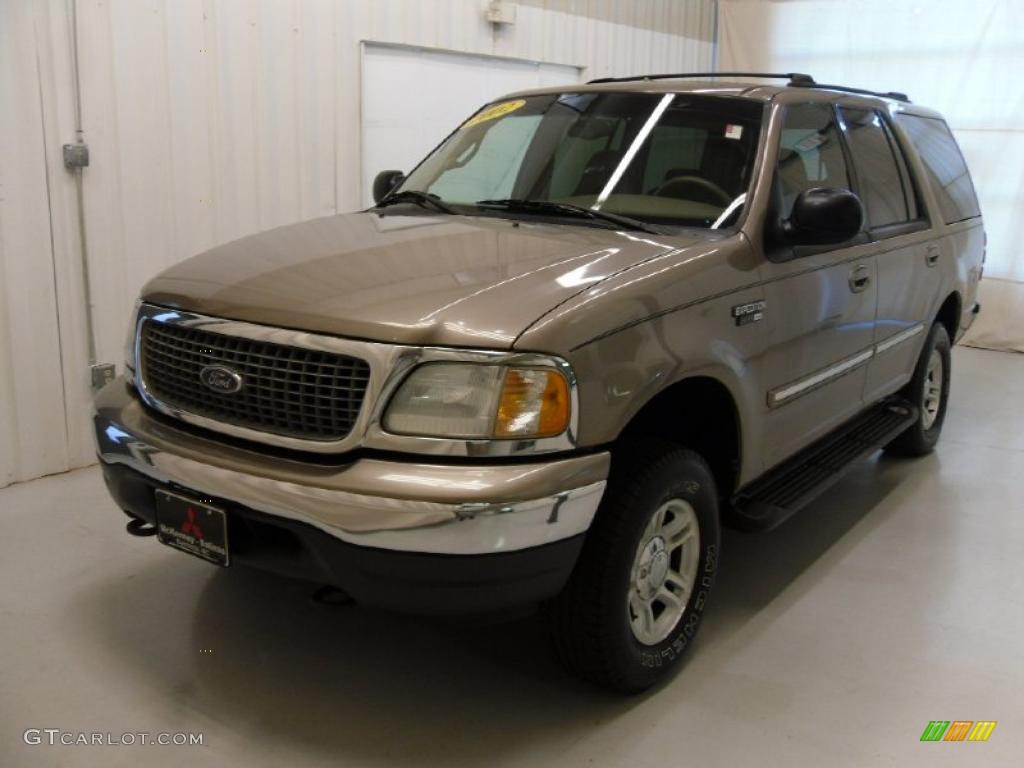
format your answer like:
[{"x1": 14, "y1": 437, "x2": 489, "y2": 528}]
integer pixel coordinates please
[{"x1": 896, "y1": 114, "x2": 981, "y2": 224}]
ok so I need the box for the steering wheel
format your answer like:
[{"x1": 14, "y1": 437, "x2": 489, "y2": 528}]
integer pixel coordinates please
[{"x1": 652, "y1": 175, "x2": 732, "y2": 207}]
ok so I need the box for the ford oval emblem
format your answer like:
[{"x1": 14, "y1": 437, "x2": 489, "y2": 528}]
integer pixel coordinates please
[{"x1": 199, "y1": 364, "x2": 243, "y2": 394}]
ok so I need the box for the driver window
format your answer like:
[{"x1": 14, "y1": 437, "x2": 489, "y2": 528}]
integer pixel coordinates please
[{"x1": 777, "y1": 104, "x2": 850, "y2": 218}]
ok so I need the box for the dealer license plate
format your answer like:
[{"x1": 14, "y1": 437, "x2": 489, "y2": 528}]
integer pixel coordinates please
[{"x1": 154, "y1": 489, "x2": 229, "y2": 566}]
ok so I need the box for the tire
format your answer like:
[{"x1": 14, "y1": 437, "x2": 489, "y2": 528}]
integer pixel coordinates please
[
  {"x1": 548, "y1": 441, "x2": 720, "y2": 693},
  {"x1": 884, "y1": 322, "x2": 951, "y2": 457}
]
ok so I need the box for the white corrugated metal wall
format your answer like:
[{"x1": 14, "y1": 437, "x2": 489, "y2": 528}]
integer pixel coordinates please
[
  {"x1": 0, "y1": 0, "x2": 715, "y2": 488},
  {"x1": 718, "y1": 0, "x2": 1024, "y2": 352},
  {"x1": 0, "y1": 1, "x2": 76, "y2": 487}
]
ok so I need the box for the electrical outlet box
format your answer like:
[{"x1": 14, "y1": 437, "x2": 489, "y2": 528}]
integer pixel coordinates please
[
  {"x1": 91, "y1": 363, "x2": 115, "y2": 391},
  {"x1": 63, "y1": 143, "x2": 90, "y2": 169},
  {"x1": 486, "y1": 1, "x2": 517, "y2": 25}
]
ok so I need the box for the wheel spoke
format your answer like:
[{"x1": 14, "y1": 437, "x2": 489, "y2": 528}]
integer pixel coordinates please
[
  {"x1": 632, "y1": 599, "x2": 655, "y2": 635},
  {"x1": 656, "y1": 586, "x2": 683, "y2": 612},
  {"x1": 666, "y1": 521, "x2": 696, "y2": 549},
  {"x1": 664, "y1": 571, "x2": 692, "y2": 596},
  {"x1": 644, "y1": 602, "x2": 657, "y2": 633}
]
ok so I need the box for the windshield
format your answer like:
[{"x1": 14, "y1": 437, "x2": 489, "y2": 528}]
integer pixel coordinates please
[{"x1": 397, "y1": 92, "x2": 763, "y2": 229}]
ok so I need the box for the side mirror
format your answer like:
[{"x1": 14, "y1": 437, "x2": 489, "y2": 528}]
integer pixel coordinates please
[
  {"x1": 372, "y1": 170, "x2": 405, "y2": 204},
  {"x1": 783, "y1": 187, "x2": 864, "y2": 245}
]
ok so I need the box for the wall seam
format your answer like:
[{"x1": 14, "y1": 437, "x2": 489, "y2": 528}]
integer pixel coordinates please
[{"x1": 32, "y1": 8, "x2": 72, "y2": 464}]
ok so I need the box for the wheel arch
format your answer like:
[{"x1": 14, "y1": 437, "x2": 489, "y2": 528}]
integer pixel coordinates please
[
  {"x1": 935, "y1": 290, "x2": 961, "y2": 342},
  {"x1": 617, "y1": 375, "x2": 743, "y2": 498}
]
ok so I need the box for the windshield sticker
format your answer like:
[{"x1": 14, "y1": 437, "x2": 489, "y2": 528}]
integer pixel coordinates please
[
  {"x1": 463, "y1": 99, "x2": 526, "y2": 129},
  {"x1": 724, "y1": 124, "x2": 743, "y2": 140}
]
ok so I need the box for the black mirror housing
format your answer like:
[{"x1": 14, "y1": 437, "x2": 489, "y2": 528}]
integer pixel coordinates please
[
  {"x1": 372, "y1": 170, "x2": 405, "y2": 204},
  {"x1": 783, "y1": 187, "x2": 864, "y2": 245}
]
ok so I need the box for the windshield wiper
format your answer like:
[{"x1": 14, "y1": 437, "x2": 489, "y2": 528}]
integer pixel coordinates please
[
  {"x1": 474, "y1": 198, "x2": 662, "y2": 234},
  {"x1": 376, "y1": 190, "x2": 457, "y2": 215}
]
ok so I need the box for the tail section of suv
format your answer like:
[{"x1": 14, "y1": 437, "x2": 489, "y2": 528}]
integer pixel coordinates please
[{"x1": 94, "y1": 72, "x2": 983, "y2": 692}]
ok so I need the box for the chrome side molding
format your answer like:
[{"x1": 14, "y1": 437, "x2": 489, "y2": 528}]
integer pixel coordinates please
[{"x1": 769, "y1": 322, "x2": 926, "y2": 407}]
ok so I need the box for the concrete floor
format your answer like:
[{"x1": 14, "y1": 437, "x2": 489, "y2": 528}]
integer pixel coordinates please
[{"x1": 1, "y1": 346, "x2": 1021, "y2": 767}]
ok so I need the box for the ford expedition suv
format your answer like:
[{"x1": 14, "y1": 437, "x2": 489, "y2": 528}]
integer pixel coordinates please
[{"x1": 94, "y1": 72, "x2": 984, "y2": 692}]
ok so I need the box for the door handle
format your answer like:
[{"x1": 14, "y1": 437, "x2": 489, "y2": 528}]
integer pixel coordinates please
[
  {"x1": 925, "y1": 244, "x2": 941, "y2": 267},
  {"x1": 848, "y1": 264, "x2": 871, "y2": 293}
]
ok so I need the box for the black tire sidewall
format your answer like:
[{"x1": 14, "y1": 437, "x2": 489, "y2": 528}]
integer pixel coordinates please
[{"x1": 602, "y1": 451, "x2": 720, "y2": 689}]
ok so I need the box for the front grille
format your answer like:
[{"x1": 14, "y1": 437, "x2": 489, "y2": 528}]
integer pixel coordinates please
[{"x1": 139, "y1": 321, "x2": 371, "y2": 441}]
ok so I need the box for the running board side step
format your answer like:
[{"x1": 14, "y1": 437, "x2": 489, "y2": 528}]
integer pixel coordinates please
[{"x1": 731, "y1": 398, "x2": 918, "y2": 532}]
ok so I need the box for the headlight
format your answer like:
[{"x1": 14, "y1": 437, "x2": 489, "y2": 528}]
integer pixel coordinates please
[
  {"x1": 124, "y1": 300, "x2": 141, "y2": 372},
  {"x1": 384, "y1": 362, "x2": 571, "y2": 440}
]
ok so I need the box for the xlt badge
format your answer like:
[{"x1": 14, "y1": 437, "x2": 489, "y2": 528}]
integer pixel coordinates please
[{"x1": 732, "y1": 300, "x2": 765, "y2": 326}]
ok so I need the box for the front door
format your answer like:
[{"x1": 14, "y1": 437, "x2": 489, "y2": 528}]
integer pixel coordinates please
[{"x1": 757, "y1": 102, "x2": 878, "y2": 470}]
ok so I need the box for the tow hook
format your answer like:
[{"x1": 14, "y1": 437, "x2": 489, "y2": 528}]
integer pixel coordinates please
[
  {"x1": 310, "y1": 585, "x2": 354, "y2": 607},
  {"x1": 125, "y1": 518, "x2": 157, "y2": 537}
]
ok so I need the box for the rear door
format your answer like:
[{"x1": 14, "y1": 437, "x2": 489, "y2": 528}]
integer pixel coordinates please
[
  {"x1": 837, "y1": 105, "x2": 938, "y2": 402},
  {"x1": 894, "y1": 113, "x2": 985, "y2": 341},
  {"x1": 758, "y1": 102, "x2": 879, "y2": 469}
]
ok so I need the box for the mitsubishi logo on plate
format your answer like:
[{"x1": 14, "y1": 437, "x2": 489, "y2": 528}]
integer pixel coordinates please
[
  {"x1": 180, "y1": 506, "x2": 205, "y2": 540},
  {"x1": 199, "y1": 364, "x2": 243, "y2": 394}
]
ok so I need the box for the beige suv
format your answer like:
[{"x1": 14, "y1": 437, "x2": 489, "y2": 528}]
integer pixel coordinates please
[{"x1": 94, "y1": 72, "x2": 984, "y2": 692}]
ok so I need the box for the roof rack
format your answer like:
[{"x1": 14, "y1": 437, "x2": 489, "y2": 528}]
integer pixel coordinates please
[
  {"x1": 587, "y1": 71, "x2": 816, "y2": 86},
  {"x1": 794, "y1": 81, "x2": 911, "y2": 103},
  {"x1": 586, "y1": 71, "x2": 911, "y2": 103}
]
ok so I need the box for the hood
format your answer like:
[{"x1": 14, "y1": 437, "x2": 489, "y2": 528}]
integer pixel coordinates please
[{"x1": 142, "y1": 210, "x2": 713, "y2": 349}]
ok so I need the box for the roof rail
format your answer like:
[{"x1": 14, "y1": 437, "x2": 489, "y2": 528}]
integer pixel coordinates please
[
  {"x1": 791, "y1": 80, "x2": 911, "y2": 103},
  {"x1": 587, "y1": 71, "x2": 816, "y2": 86},
  {"x1": 586, "y1": 71, "x2": 912, "y2": 103}
]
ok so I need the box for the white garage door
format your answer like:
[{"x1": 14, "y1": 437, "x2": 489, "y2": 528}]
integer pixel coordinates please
[{"x1": 360, "y1": 44, "x2": 580, "y2": 207}]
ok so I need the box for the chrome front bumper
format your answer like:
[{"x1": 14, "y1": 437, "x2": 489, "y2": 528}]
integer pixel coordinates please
[{"x1": 94, "y1": 378, "x2": 609, "y2": 556}]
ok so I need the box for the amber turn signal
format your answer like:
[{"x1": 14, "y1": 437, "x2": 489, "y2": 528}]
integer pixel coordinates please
[{"x1": 495, "y1": 368, "x2": 570, "y2": 438}]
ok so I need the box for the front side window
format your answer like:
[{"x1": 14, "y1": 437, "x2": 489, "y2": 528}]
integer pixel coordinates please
[
  {"x1": 399, "y1": 92, "x2": 764, "y2": 228},
  {"x1": 776, "y1": 103, "x2": 850, "y2": 219},
  {"x1": 838, "y1": 107, "x2": 913, "y2": 228}
]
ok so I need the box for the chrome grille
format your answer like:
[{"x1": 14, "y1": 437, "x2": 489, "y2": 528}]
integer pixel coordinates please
[{"x1": 139, "y1": 320, "x2": 371, "y2": 441}]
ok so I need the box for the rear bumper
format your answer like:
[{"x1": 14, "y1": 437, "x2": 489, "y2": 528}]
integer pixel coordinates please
[{"x1": 93, "y1": 378, "x2": 609, "y2": 612}]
